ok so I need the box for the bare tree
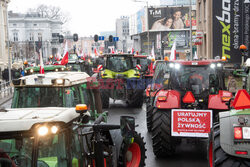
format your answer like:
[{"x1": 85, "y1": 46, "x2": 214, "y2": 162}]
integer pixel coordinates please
[{"x1": 28, "y1": 5, "x2": 70, "y2": 24}]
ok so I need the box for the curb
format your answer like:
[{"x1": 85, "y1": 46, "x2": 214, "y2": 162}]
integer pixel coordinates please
[{"x1": 0, "y1": 96, "x2": 13, "y2": 106}]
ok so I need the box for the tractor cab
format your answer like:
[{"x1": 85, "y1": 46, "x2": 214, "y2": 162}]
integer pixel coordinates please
[
  {"x1": 67, "y1": 53, "x2": 93, "y2": 75},
  {"x1": 11, "y1": 72, "x2": 102, "y2": 116}
]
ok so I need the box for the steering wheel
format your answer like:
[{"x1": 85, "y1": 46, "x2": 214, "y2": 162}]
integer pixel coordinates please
[
  {"x1": 11, "y1": 155, "x2": 31, "y2": 167},
  {"x1": 37, "y1": 160, "x2": 49, "y2": 167}
]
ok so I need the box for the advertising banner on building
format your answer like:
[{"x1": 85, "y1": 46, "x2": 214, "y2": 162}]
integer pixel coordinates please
[
  {"x1": 137, "y1": 8, "x2": 147, "y2": 34},
  {"x1": 148, "y1": 7, "x2": 196, "y2": 31},
  {"x1": 213, "y1": 0, "x2": 250, "y2": 63},
  {"x1": 162, "y1": 31, "x2": 189, "y2": 48},
  {"x1": 160, "y1": 0, "x2": 196, "y2": 6}
]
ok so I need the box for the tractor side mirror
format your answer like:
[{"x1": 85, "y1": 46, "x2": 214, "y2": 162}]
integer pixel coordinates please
[{"x1": 120, "y1": 116, "x2": 135, "y2": 139}]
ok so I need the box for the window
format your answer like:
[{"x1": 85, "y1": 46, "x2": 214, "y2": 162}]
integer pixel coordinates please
[
  {"x1": 38, "y1": 33, "x2": 42, "y2": 41},
  {"x1": 29, "y1": 33, "x2": 34, "y2": 41},
  {"x1": 34, "y1": 24, "x2": 37, "y2": 26},
  {"x1": 13, "y1": 32, "x2": 18, "y2": 41},
  {"x1": 13, "y1": 23, "x2": 17, "y2": 27}
]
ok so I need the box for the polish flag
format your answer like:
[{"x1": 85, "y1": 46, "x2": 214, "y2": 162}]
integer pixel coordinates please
[
  {"x1": 39, "y1": 49, "x2": 44, "y2": 74},
  {"x1": 170, "y1": 41, "x2": 176, "y2": 61},
  {"x1": 131, "y1": 48, "x2": 134, "y2": 54},
  {"x1": 61, "y1": 41, "x2": 69, "y2": 65}
]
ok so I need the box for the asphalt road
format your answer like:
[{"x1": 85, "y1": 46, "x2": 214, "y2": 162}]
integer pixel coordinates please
[
  {"x1": 2, "y1": 99, "x2": 208, "y2": 167},
  {"x1": 106, "y1": 100, "x2": 208, "y2": 167}
]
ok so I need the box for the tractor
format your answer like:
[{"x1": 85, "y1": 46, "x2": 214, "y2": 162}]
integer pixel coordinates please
[
  {"x1": 208, "y1": 45, "x2": 250, "y2": 167},
  {"x1": 66, "y1": 53, "x2": 93, "y2": 76},
  {"x1": 4, "y1": 71, "x2": 146, "y2": 167},
  {"x1": 208, "y1": 89, "x2": 250, "y2": 167},
  {"x1": 95, "y1": 54, "x2": 144, "y2": 108},
  {"x1": 146, "y1": 59, "x2": 233, "y2": 157}
]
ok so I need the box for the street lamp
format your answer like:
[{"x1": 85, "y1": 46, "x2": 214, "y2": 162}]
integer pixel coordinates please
[{"x1": 132, "y1": 0, "x2": 150, "y2": 55}]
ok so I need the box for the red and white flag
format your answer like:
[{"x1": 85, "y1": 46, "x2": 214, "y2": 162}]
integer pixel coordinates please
[
  {"x1": 136, "y1": 64, "x2": 142, "y2": 70},
  {"x1": 61, "y1": 41, "x2": 69, "y2": 65},
  {"x1": 170, "y1": 41, "x2": 176, "y2": 61},
  {"x1": 39, "y1": 49, "x2": 44, "y2": 74},
  {"x1": 97, "y1": 65, "x2": 103, "y2": 71}
]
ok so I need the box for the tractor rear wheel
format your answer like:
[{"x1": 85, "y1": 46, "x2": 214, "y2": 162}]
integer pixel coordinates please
[
  {"x1": 208, "y1": 123, "x2": 250, "y2": 167},
  {"x1": 101, "y1": 91, "x2": 109, "y2": 109},
  {"x1": 152, "y1": 109, "x2": 176, "y2": 157},
  {"x1": 146, "y1": 106, "x2": 154, "y2": 132}
]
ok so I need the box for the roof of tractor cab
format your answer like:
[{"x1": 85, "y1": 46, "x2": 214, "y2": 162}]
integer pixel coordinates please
[
  {"x1": 0, "y1": 107, "x2": 80, "y2": 132},
  {"x1": 169, "y1": 59, "x2": 224, "y2": 65},
  {"x1": 102, "y1": 53, "x2": 134, "y2": 57},
  {"x1": 25, "y1": 65, "x2": 66, "y2": 71},
  {"x1": 15, "y1": 71, "x2": 91, "y2": 87}
]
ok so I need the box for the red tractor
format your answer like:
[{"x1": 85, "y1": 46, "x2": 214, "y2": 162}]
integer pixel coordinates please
[{"x1": 146, "y1": 59, "x2": 233, "y2": 157}]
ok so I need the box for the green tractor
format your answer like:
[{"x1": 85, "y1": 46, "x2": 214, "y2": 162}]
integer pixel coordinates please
[
  {"x1": 96, "y1": 54, "x2": 144, "y2": 108},
  {"x1": 2, "y1": 71, "x2": 146, "y2": 167}
]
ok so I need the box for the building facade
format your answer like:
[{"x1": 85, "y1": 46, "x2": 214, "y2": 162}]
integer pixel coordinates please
[
  {"x1": 116, "y1": 16, "x2": 133, "y2": 52},
  {"x1": 8, "y1": 11, "x2": 63, "y2": 62},
  {"x1": 196, "y1": 0, "x2": 212, "y2": 60},
  {"x1": 0, "y1": 0, "x2": 10, "y2": 71}
]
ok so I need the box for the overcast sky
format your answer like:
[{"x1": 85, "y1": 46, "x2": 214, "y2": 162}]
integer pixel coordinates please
[{"x1": 8, "y1": 0, "x2": 159, "y2": 37}]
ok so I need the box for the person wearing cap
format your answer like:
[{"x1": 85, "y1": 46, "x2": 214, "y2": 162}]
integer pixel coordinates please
[{"x1": 227, "y1": 74, "x2": 237, "y2": 95}]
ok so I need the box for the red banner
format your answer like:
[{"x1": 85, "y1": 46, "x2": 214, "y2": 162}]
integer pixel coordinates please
[{"x1": 171, "y1": 109, "x2": 212, "y2": 137}]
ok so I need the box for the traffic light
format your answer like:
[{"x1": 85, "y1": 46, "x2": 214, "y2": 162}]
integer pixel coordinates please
[
  {"x1": 73, "y1": 33, "x2": 78, "y2": 42},
  {"x1": 94, "y1": 34, "x2": 99, "y2": 42},
  {"x1": 109, "y1": 35, "x2": 113, "y2": 42},
  {"x1": 59, "y1": 35, "x2": 64, "y2": 43}
]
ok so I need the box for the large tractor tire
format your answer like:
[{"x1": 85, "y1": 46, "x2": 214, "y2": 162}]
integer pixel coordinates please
[
  {"x1": 101, "y1": 91, "x2": 109, "y2": 109},
  {"x1": 110, "y1": 130, "x2": 146, "y2": 167},
  {"x1": 208, "y1": 123, "x2": 250, "y2": 167},
  {"x1": 128, "y1": 91, "x2": 144, "y2": 108},
  {"x1": 152, "y1": 109, "x2": 176, "y2": 157},
  {"x1": 146, "y1": 106, "x2": 154, "y2": 132}
]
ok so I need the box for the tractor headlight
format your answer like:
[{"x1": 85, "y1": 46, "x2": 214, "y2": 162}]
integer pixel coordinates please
[
  {"x1": 61, "y1": 68, "x2": 64, "y2": 71},
  {"x1": 55, "y1": 68, "x2": 59, "y2": 72},
  {"x1": 56, "y1": 79, "x2": 64, "y2": 85},
  {"x1": 217, "y1": 63, "x2": 222, "y2": 67},
  {"x1": 174, "y1": 64, "x2": 180, "y2": 70},
  {"x1": 51, "y1": 126, "x2": 59, "y2": 134},
  {"x1": 30, "y1": 69, "x2": 34, "y2": 73},
  {"x1": 38, "y1": 126, "x2": 48, "y2": 136},
  {"x1": 210, "y1": 64, "x2": 216, "y2": 69},
  {"x1": 169, "y1": 63, "x2": 174, "y2": 68}
]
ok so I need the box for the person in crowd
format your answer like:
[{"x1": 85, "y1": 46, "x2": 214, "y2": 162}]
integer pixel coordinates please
[{"x1": 227, "y1": 74, "x2": 237, "y2": 95}]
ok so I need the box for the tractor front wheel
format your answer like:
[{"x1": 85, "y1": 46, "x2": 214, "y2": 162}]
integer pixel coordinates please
[
  {"x1": 152, "y1": 109, "x2": 176, "y2": 157},
  {"x1": 208, "y1": 123, "x2": 250, "y2": 167}
]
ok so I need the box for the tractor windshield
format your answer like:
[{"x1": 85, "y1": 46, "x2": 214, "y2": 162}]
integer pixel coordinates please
[
  {"x1": 0, "y1": 137, "x2": 33, "y2": 167},
  {"x1": 68, "y1": 63, "x2": 82, "y2": 72},
  {"x1": 107, "y1": 56, "x2": 133, "y2": 72},
  {"x1": 169, "y1": 65, "x2": 218, "y2": 95},
  {"x1": 12, "y1": 84, "x2": 92, "y2": 108}
]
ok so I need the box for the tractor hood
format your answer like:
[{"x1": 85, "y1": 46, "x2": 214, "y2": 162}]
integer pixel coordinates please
[
  {"x1": 102, "y1": 69, "x2": 140, "y2": 79},
  {"x1": 0, "y1": 107, "x2": 80, "y2": 132}
]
